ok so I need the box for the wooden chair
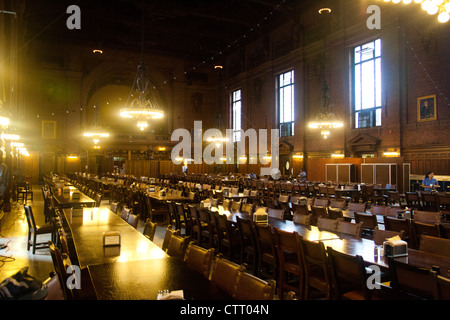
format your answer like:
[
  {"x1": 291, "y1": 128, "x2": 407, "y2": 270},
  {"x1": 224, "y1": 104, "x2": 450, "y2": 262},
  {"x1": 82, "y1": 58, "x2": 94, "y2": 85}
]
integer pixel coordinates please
[
  {"x1": 422, "y1": 193, "x2": 440, "y2": 212},
  {"x1": 210, "y1": 254, "x2": 246, "y2": 298},
  {"x1": 215, "y1": 213, "x2": 240, "y2": 262},
  {"x1": 336, "y1": 220, "x2": 363, "y2": 238},
  {"x1": 292, "y1": 213, "x2": 311, "y2": 226},
  {"x1": 311, "y1": 206, "x2": 328, "y2": 226},
  {"x1": 314, "y1": 198, "x2": 329, "y2": 207},
  {"x1": 16, "y1": 181, "x2": 33, "y2": 204},
  {"x1": 120, "y1": 206, "x2": 131, "y2": 221},
  {"x1": 431, "y1": 272, "x2": 450, "y2": 300},
  {"x1": 405, "y1": 192, "x2": 422, "y2": 211},
  {"x1": 413, "y1": 210, "x2": 442, "y2": 224},
  {"x1": 233, "y1": 272, "x2": 276, "y2": 300},
  {"x1": 329, "y1": 199, "x2": 345, "y2": 210},
  {"x1": 127, "y1": 213, "x2": 140, "y2": 229},
  {"x1": 347, "y1": 202, "x2": 367, "y2": 213},
  {"x1": 162, "y1": 226, "x2": 180, "y2": 252},
  {"x1": 383, "y1": 216, "x2": 412, "y2": 246},
  {"x1": 327, "y1": 208, "x2": 343, "y2": 220},
  {"x1": 222, "y1": 199, "x2": 231, "y2": 211},
  {"x1": 236, "y1": 216, "x2": 258, "y2": 275},
  {"x1": 166, "y1": 234, "x2": 189, "y2": 257},
  {"x1": 94, "y1": 193, "x2": 102, "y2": 207},
  {"x1": 183, "y1": 241, "x2": 215, "y2": 279},
  {"x1": 142, "y1": 218, "x2": 157, "y2": 241},
  {"x1": 317, "y1": 216, "x2": 338, "y2": 233},
  {"x1": 145, "y1": 194, "x2": 168, "y2": 225},
  {"x1": 372, "y1": 227, "x2": 404, "y2": 246},
  {"x1": 175, "y1": 202, "x2": 190, "y2": 235},
  {"x1": 411, "y1": 221, "x2": 442, "y2": 249},
  {"x1": 268, "y1": 208, "x2": 285, "y2": 220},
  {"x1": 384, "y1": 191, "x2": 404, "y2": 208},
  {"x1": 198, "y1": 208, "x2": 213, "y2": 248},
  {"x1": 371, "y1": 205, "x2": 389, "y2": 216},
  {"x1": 388, "y1": 258, "x2": 435, "y2": 299},
  {"x1": 240, "y1": 202, "x2": 254, "y2": 214},
  {"x1": 24, "y1": 205, "x2": 55, "y2": 254},
  {"x1": 354, "y1": 212, "x2": 378, "y2": 235},
  {"x1": 292, "y1": 203, "x2": 308, "y2": 216},
  {"x1": 300, "y1": 238, "x2": 331, "y2": 299},
  {"x1": 273, "y1": 227, "x2": 303, "y2": 300},
  {"x1": 253, "y1": 223, "x2": 278, "y2": 281},
  {"x1": 48, "y1": 241, "x2": 97, "y2": 300},
  {"x1": 230, "y1": 200, "x2": 242, "y2": 212},
  {"x1": 327, "y1": 247, "x2": 373, "y2": 300},
  {"x1": 419, "y1": 235, "x2": 450, "y2": 257}
]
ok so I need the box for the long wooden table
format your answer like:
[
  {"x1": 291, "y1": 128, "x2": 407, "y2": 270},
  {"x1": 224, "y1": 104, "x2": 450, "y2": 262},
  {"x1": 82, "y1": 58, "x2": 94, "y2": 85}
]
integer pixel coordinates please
[
  {"x1": 53, "y1": 186, "x2": 96, "y2": 209},
  {"x1": 62, "y1": 207, "x2": 167, "y2": 268},
  {"x1": 219, "y1": 209, "x2": 450, "y2": 278},
  {"x1": 88, "y1": 257, "x2": 230, "y2": 300}
]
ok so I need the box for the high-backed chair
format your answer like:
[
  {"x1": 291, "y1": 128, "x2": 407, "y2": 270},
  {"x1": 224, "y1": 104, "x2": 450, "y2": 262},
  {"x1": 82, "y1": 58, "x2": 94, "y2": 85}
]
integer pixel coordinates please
[
  {"x1": 388, "y1": 258, "x2": 436, "y2": 300},
  {"x1": 411, "y1": 221, "x2": 442, "y2": 249},
  {"x1": 127, "y1": 213, "x2": 140, "y2": 229},
  {"x1": 210, "y1": 254, "x2": 246, "y2": 298},
  {"x1": 233, "y1": 272, "x2": 276, "y2": 300},
  {"x1": 413, "y1": 210, "x2": 442, "y2": 224},
  {"x1": 166, "y1": 234, "x2": 189, "y2": 257},
  {"x1": 24, "y1": 205, "x2": 55, "y2": 254},
  {"x1": 293, "y1": 213, "x2": 311, "y2": 226},
  {"x1": 253, "y1": 223, "x2": 278, "y2": 281},
  {"x1": 419, "y1": 235, "x2": 450, "y2": 257},
  {"x1": 317, "y1": 216, "x2": 338, "y2": 233},
  {"x1": 372, "y1": 227, "x2": 404, "y2": 246},
  {"x1": 273, "y1": 227, "x2": 303, "y2": 300},
  {"x1": 327, "y1": 247, "x2": 372, "y2": 300},
  {"x1": 431, "y1": 273, "x2": 450, "y2": 300},
  {"x1": 300, "y1": 238, "x2": 331, "y2": 299},
  {"x1": 236, "y1": 216, "x2": 258, "y2": 275},
  {"x1": 311, "y1": 206, "x2": 328, "y2": 226},
  {"x1": 183, "y1": 242, "x2": 215, "y2": 279},
  {"x1": 336, "y1": 220, "x2": 363, "y2": 238},
  {"x1": 142, "y1": 218, "x2": 157, "y2": 241}
]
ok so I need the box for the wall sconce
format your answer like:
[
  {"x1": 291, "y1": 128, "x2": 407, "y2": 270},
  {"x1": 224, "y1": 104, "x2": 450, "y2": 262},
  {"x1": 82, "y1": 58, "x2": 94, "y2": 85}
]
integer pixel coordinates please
[
  {"x1": 331, "y1": 153, "x2": 345, "y2": 159},
  {"x1": 293, "y1": 153, "x2": 304, "y2": 160}
]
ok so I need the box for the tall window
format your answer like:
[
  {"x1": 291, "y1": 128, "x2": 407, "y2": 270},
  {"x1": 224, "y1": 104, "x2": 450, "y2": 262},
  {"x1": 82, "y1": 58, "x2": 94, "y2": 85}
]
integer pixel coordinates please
[
  {"x1": 232, "y1": 89, "x2": 241, "y2": 142},
  {"x1": 278, "y1": 70, "x2": 295, "y2": 137},
  {"x1": 353, "y1": 39, "x2": 382, "y2": 128}
]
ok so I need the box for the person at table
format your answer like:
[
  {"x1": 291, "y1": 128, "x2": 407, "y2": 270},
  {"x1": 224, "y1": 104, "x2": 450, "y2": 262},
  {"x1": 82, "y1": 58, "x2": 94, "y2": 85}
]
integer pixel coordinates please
[
  {"x1": 298, "y1": 168, "x2": 307, "y2": 181},
  {"x1": 248, "y1": 172, "x2": 256, "y2": 179},
  {"x1": 422, "y1": 171, "x2": 440, "y2": 190}
]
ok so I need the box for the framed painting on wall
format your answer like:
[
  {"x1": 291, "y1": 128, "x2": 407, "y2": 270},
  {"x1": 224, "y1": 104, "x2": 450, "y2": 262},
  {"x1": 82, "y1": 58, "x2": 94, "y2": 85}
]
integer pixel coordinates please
[
  {"x1": 417, "y1": 94, "x2": 437, "y2": 122},
  {"x1": 42, "y1": 120, "x2": 56, "y2": 139}
]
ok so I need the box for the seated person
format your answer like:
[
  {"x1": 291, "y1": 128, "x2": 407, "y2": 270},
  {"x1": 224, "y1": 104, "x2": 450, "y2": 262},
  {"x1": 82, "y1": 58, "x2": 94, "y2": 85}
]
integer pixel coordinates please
[{"x1": 422, "y1": 171, "x2": 440, "y2": 191}]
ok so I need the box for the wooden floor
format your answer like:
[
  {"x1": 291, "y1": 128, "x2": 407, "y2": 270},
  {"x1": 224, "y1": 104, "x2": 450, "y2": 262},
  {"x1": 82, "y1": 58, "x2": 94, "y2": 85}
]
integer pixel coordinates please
[{"x1": 0, "y1": 186, "x2": 167, "y2": 284}]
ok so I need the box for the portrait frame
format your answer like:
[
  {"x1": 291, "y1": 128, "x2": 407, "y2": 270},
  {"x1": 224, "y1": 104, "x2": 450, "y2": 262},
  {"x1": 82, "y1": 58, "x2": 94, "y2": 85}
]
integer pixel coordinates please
[
  {"x1": 417, "y1": 94, "x2": 437, "y2": 122},
  {"x1": 41, "y1": 120, "x2": 57, "y2": 139}
]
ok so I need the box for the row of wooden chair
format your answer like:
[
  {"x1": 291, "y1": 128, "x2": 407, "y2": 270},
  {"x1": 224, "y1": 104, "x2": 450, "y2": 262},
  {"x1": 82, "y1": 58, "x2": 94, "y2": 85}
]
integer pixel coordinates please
[{"x1": 158, "y1": 230, "x2": 276, "y2": 300}]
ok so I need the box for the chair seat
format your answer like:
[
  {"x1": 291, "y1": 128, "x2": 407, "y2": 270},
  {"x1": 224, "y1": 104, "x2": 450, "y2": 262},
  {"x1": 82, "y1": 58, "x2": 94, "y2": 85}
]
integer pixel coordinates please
[{"x1": 34, "y1": 223, "x2": 55, "y2": 234}]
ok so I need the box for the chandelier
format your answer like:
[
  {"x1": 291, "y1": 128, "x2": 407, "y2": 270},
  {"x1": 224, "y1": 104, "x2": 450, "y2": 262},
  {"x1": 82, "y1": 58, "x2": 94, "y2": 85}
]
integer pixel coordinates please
[
  {"x1": 384, "y1": 0, "x2": 450, "y2": 23},
  {"x1": 120, "y1": 60, "x2": 164, "y2": 130},
  {"x1": 308, "y1": 81, "x2": 344, "y2": 139},
  {"x1": 83, "y1": 106, "x2": 109, "y2": 147}
]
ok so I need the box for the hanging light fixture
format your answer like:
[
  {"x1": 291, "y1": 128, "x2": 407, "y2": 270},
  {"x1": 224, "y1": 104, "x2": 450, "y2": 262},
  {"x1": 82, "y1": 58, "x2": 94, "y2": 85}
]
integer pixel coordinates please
[
  {"x1": 384, "y1": 0, "x2": 450, "y2": 23},
  {"x1": 308, "y1": 81, "x2": 344, "y2": 139},
  {"x1": 308, "y1": 10, "x2": 344, "y2": 139},
  {"x1": 83, "y1": 106, "x2": 109, "y2": 144},
  {"x1": 120, "y1": 8, "x2": 164, "y2": 129}
]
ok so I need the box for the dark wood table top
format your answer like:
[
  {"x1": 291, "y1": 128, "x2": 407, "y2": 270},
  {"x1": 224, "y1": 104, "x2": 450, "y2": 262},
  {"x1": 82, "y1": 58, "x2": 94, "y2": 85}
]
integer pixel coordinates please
[
  {"x1": 88, "y1": 257, "x2": 231, "y2": 300},
  {"x1": 53, "y1": 187, "x2": 96, "y2": 208},
  {"x1": 342, "y1": 210, "x2": 385, "y2": 225},
  {"x1": 147, "y1": 192, "x2": 190, "y2": 202},
  {"x1": 320, "y1": 238, "x2": 450, "y2": 278},
  {"x1": 63, "y1": 207, "x2": 167, "y2": 268},
  {"x1": 218, "y1": 210, "x2": 341, "y2": 241}
]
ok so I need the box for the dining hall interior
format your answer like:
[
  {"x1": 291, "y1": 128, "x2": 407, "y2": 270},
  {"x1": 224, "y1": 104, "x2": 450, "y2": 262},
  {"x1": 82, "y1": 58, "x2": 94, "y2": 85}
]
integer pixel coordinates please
[{"x1": 0, "y1": 0, "x2": 450, "y2": 303}]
